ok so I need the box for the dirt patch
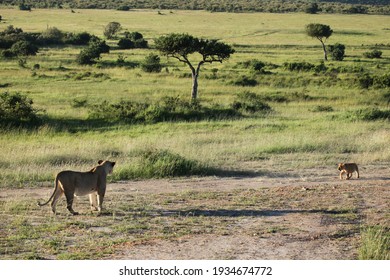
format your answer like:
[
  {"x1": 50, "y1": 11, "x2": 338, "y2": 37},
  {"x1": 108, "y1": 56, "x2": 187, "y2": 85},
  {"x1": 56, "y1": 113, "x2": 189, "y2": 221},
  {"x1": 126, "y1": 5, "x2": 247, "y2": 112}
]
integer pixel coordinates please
[{"x1": 1, "y1": 166, "x2": 389, "y2": 260}]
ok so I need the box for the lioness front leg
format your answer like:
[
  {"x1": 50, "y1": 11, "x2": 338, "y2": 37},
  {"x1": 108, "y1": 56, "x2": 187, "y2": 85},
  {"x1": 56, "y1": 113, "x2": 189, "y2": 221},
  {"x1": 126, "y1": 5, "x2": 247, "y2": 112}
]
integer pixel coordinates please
[
  {"x1": 89, "y1": 193, "x2": 99, "y2": 211},
  {"x1": 97, "y1": 194, "x2": 104, "y2": 213}
]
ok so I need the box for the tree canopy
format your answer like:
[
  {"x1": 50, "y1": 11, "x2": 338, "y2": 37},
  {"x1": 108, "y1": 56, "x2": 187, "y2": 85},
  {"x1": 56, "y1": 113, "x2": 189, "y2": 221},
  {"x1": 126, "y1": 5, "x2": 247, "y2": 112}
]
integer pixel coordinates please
[
  {"x1": 155, "y1": 33, "x2": 234, "y2": 99},
  {"x1": 305, "y1": 23, "x2": 333, "y2": 61}
]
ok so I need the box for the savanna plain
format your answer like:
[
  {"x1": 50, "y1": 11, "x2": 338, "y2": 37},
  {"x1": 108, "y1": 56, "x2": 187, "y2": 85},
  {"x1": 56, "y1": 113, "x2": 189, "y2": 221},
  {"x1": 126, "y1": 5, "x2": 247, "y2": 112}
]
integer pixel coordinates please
[{"x1": 0, "y1": 8, "x2": 389, "y2": 260}]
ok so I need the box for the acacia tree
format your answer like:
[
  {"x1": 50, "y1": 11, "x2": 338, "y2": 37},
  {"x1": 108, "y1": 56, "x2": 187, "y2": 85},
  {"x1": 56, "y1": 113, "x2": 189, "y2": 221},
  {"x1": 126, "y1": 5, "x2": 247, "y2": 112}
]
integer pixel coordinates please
[
  {"x1": 155, "y1": 33, "x2": 234, "y2": 99},
  {"x1": 305, "y1": 23, "x2": 333, "y2": 61}
]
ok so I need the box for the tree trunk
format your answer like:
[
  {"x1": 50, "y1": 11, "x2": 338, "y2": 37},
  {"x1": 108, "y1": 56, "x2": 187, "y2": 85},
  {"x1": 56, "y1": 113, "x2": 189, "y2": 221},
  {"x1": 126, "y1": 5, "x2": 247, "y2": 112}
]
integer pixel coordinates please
[
  {"x1": 320, "y1": 40, "x2": 328, "y2": 61},
  {"x1": 191, "y1": 71, "x2": 198, "y2": 99},
  {"x1": 190, "y1": 62, "x2": 203, "y2": 100}
]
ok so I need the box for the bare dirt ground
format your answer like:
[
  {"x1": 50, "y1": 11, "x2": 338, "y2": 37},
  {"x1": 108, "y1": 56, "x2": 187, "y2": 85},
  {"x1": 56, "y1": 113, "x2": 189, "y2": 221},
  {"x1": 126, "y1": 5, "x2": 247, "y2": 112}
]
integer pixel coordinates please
[
  {"x1": 107, "y1": 166, "x2": 389, "y2": 260},
  {"x1": 1, "y1": 165, "x2": 389, "y2": 260}
]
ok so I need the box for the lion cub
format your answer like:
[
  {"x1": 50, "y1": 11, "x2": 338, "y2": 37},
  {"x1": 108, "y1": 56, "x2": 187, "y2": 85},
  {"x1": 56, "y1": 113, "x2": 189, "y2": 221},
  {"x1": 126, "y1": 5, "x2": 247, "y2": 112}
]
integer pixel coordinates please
[{"x1": 338, "y1": 163, "x2": 359, "y2": 180}]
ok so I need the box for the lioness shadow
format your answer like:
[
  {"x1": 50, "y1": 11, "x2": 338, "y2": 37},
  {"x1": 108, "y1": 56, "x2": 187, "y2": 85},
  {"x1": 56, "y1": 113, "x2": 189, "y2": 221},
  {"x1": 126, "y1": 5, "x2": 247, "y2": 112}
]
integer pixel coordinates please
[{"x1": 153, "y1": 208, "x2": 353, "y2": 218}]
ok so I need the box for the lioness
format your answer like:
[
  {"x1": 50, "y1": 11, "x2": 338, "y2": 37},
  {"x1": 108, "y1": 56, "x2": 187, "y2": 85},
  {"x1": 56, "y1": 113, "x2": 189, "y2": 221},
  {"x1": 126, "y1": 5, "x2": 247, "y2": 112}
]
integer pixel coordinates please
[
  {"x1": 38, "y1": 160, "x2": 116, "y2": 215},
  {"x1": 338, "y1": 163, "x2": 359, "y2": 180}
]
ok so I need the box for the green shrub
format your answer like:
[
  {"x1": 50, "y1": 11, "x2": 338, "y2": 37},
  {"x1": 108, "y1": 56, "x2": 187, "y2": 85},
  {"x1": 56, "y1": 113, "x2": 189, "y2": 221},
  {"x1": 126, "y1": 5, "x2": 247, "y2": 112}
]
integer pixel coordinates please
[
  {"x1": 363, "y1": 49, "x2": 382, "y2": 59},
  {"x1": 8, "y1": 40, "x2": 38, "y2": 57},
  {"x1": 232, "y1": 76, "x2": 258, "y2": 86},
  {"x1": 358, "y1": 73, "x2": 374, "y2": 89},
  {"x1": 37, "y1": 27, "x2": 64, "y2": 45},
  {"x1": 344, "y1": 107, "x2": 390, "y2": 121},
  {"x1": 0, "y1": 92, "x2": 41, "y2": 127},
  {"x1": 283, "y1": 61, "x2": 315, "y2": 72},
  {"x1": 328, "y1": 43, "x2": 345, "y2": 61},
  {"x1": 77, "y1": 38, "x2": 109, "y2": 65},
  {"x1": 64, "y1": 32, "x2": 92, "y2": 45},
  {"x1": 231, "y1": 91, "x2": 272, "y2": 114},
  {"x1": 103, "y1": 22, "x2": 121, "y2": 39},
  {"x1": 113, "y1": 149, "x2": 214, "y2": 180},
  {"x1": 89, "y1": 96, "x2": 241, "y2": 124},
  {"x1": 117, "y1": 38, "x2": 134, "y2": 49},
  {"x1": 311, "y1": 105, "x2": 334, "y2": 112},
  {"x1": 374, "y1": 74, "x2": 390, "y2": 88},
  {"x1": 141, "y1": 53, "x2": 162, "y2": 73}
]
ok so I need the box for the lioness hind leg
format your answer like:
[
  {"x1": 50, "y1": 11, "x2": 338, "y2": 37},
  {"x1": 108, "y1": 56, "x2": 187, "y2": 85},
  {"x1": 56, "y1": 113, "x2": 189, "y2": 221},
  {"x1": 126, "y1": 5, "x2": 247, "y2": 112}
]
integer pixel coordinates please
[
  {"x1": 89, "y1": 193, "x2": 98, "y2": 211},
  {"x1": 51, "y1": 187, "x2": 64, "y2": 214},
  {"x1": 346, "y1": 173, "x2": 352, "y2": 180}
]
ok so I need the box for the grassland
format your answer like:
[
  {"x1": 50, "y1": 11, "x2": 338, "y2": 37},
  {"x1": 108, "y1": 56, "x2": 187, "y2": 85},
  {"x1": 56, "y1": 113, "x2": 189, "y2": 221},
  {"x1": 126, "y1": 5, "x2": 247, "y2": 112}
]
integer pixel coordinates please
[{"x1": 0, "y1": 8, "x2": 389, "y2": 259}]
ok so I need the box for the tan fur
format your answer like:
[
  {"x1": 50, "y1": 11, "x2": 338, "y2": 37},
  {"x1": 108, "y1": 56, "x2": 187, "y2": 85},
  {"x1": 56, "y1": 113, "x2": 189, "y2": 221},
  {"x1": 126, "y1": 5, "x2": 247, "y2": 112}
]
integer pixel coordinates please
[
  {"x1": 38, "y1": 160, "x2": 116, "y2": 215},
  {"x1": 338, "y1": 163, "x2": 359, "y2": 180}
]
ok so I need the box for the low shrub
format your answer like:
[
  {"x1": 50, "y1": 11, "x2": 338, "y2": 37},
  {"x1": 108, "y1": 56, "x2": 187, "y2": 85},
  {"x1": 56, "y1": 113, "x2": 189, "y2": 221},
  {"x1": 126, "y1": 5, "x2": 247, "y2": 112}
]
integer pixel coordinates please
[
  {"x1": 113, "y1": 148, "x2": 214, "y2": 180},
  {"x1": 77, "y1": 38, "x2": 110, "y2": 65},
  {"x1": 89, "y1": 96, "x2": 242, "y2": 124},
  {"x1": 328, "y1": 43, "x2": 345, "y2": 61},
  {"x1": 363, "y1": 49, "x2": 382, "y2": 59},
  {"x1": 310, "y1": 105, "x2": 334, "y2": 112},
  {"x1": 0, "y1": 92, "x2": 42, "y2": 127},
  {"x1": 358, "y1": 73, "x2": 374, "y2": 89},
  {"x1": 232, "y1": 76, "x2": 258, "y2": 87},
  {"x1": 343, "y1": 107, "x2": 390, "y2": 121},
  {"x1": 231, "y1": 91, "x2": 272, "y2": 114},
  {"x1": 283, "y1": 61, "x2": 315, "y2": 72},
  {"x1": 357, "y1": 73, "x2": 390, "y2": 89},
  {"x1": 141, "y1": 53, "x2": 162, "y2": 73},
  {"x1": 374, "y1": 74, "x2": 390, "y2": 88}
]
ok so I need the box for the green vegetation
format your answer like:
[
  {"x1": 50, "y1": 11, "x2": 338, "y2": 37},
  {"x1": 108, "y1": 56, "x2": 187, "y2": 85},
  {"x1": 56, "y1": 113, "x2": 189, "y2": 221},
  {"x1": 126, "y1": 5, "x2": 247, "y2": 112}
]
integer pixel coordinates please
[
  {"x1": 359, "y1": 226, "x2": 390, "y2": 260},
  {"x1": 0, "y1": 9, "x2": 389, "y2": 187},
  {"x1": 2, "y1": 0, "x2": 390, "y2": 15}
]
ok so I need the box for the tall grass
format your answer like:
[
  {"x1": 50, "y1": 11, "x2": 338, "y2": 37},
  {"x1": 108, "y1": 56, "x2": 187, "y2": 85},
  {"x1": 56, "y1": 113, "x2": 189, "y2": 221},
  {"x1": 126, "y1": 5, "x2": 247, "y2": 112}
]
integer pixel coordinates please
[{"x1": 359, "y1": 226, "x2": 390, "y2": 260}]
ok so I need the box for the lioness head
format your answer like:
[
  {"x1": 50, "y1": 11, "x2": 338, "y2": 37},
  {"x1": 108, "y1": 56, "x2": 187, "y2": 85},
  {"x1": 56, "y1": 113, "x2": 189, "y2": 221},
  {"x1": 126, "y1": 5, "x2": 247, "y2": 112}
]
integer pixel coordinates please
[
  {"x1": 98, "y1": 160, "x2": 116, "y2": 174},
  {"x1": 337, "y1": 163, "x2": 344, "y2": 171}
]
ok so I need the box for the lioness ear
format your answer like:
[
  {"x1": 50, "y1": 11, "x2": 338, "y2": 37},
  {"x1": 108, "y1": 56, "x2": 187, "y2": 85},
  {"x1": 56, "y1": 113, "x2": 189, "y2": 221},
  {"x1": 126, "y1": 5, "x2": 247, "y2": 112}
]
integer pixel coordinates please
[
  {"x1": 98, "y1": 160, "x2": 103, "y2": 165},
  {"x1": 112, "y1": 162, "x2": 116, "y2": 167}
]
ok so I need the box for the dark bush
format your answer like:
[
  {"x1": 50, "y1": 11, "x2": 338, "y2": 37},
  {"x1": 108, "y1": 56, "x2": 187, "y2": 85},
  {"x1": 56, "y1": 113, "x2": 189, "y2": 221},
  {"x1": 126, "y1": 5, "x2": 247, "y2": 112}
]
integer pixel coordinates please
[
  {"x1": 19, "y1": 4, "x2": 31, "y2": 11},
  {"x1": 9, "y1": 40, "x2": 38, "y2": 56},
  {"x1": 124, "y1": 31, "x2": 143, "y2": 41},
  {"x1": 117, "y1": 5, "x2": 130, "y2": 11},
  {"x1": 374, "y1": 74, "x2": 390, "y2": 88},
  {"x1": 284, "y1": 62, "x2": 315, "y2": 72},
  {"x1": 89, "y1": 96, "x2": 241, "y2": 124},
  {"x1": 345, "y1": 107, "x2": 390, "y2": 121},
  {"x1": 232, "y1": 76, "x2": 258, "y2": 87},
  {"x1": 363, "y1": 49, "x2": 382, "y2": 59},
  {"x1": 231, "y1": 91, "x2": 272, "y2": 114},
  {"x1": 64, "y1": 32, "x2": 92, "y2": 45},
  {"x1": 358, "y1": 73, "x2": 374, "y2": 89},
  {"x1": 328, "y1": 43, "x2": 345, "y2": 61},
  {"x1": 0, "y1": 92, "x2": 41, "y2": 126},
  {"x1": 77, "y1": 39, "x2": 109, "y2": 65},
  {"x1": 141, "y1": 53, "x2": 162, "y2": 73},
  {"x1": 37, "y1": 27, "x2": 64, "y2": 45},
  {"x1": 117, "y1": 38, "x2": 135, "y2": 49}
]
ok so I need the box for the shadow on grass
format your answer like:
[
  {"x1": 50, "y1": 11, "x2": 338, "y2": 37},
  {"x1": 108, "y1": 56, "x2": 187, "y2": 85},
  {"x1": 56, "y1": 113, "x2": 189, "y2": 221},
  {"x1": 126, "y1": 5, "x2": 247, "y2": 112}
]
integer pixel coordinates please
[
  {"x1": 156, "y1": 208, "x2": 355, "y2": 218},
  {"x1": 42, "y1": 117, "x2": 117, "y2": 133}
]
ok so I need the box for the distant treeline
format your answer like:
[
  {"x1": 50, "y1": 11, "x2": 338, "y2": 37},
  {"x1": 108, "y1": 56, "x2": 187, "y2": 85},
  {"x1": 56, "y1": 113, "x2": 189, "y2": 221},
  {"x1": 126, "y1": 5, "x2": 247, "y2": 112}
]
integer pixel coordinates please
[{"x1": 1, "y1": 0, "x2": 389, "y2": 15}]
